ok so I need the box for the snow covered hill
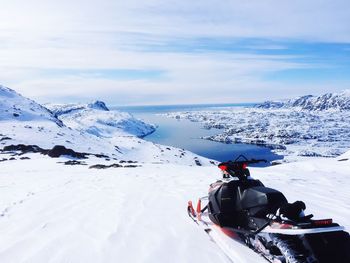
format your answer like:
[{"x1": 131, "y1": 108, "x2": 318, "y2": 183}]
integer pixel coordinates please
[
  {"x1": 0, "y1": 85, "x2": 210, "y2": 165},
  {"x1": 47, "y1": 101, "x2": 155, "y2": 138},
  {"x1": 0, "y1": 85, "x2": 62, "y2": 126},
  {"x1": 257, "y1": 90, "x2": 350, "y2": 111},
  {"x1": 0, "y1": 85, "x2": 124, "y2": 157}
]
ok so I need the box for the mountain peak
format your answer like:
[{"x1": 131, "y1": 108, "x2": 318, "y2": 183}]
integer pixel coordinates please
[
  {"x1": 0, "y1": 85, "x2": 18, "y2": 98},
  {"x1": 256, "y1": 90, "x2": 350, "y2": 111},
  {"x1": 87, "y1": 100, "x2": 109, "y2": 111}
]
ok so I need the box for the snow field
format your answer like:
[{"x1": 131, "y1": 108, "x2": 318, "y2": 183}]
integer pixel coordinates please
[
  {"x1": 0, "y1": 154, "x2": 349, "y2": 263},
  {"x1": 0, "y1": 156, "x2": 230, "y2": 263}
]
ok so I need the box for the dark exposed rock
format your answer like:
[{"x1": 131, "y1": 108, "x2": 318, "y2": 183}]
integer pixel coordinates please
[
  {"x1": 87, "y1": 100, "x2": 109, "y2": 111},
  {"x1": 3, "y1": 144, "x2": 45, "y2": 154},
  {"x1": 47, "y1": 145, "x2": 87, "y2": 159},
  {"x1": 19, "y1": 157, "x2": 30, "y2": 160},
  {"x1": 119, "y1": 160, "x2": 137, "y2": 163},
  {"x1": 61, "y1": 160, "x2": 87, "y2": 165},
  {"x1": 94, "y1": 153, "x2": 109, "y2": 158},
  {"x1": 89, "y1": 163, "x2": 140, "y2": 169},
  {"x1": 2, "y1": 144, "x2": 88, "y2": 159},
  {"x1": 1, "y1": 144, "x2": 116, "y2": 160},
  {"x1": 194, "y1": 158, "x2": 202, "y2": 166},
  {"x1": 89, "y1": 163, "x2": 122, "y2": 169}
]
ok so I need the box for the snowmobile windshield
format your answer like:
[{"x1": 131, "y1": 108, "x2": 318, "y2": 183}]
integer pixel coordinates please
[{"x1": 218, "y1": 158, "x2": 266, "y2": 180}]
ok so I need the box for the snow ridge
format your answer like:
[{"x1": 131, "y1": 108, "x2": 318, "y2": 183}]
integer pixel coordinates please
[
  {"x1": 47, "y1": 102, "x2": 155, "y2": 138},
  {"x1": 48, "y1": 100, "x2": 110, "y2": 116},
  {"x1": 0, "y1": 85, "x2": 63, "y2": 126},
  {"x1": 257, "y1": 90, "x2": 350, "y2": 111}
]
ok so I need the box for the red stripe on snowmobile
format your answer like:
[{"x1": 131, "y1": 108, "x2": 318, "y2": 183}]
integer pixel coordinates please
[
  {"x1": 196, "y1": 199, "x2": 201, "y2": 214},
  {"x1": 212, "y1": 225, "x2": 239, "y2": 239},
  {"x1": 221, "y1": 228, "x2": 238, "y2": 239},
  {"x1": 196, "y1": 199, "x2": 202, "y2": 220},
  {"x1": 188, "y1": 201, "x2": 196, "y2": 217},
  {"x1": 313, "y1": 219, "x2": 333, "y2": 226}
]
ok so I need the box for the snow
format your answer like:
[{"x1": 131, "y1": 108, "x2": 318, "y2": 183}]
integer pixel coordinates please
[
  {"x1": 1, "y1": 85, "x2": 350, "y2": 262},
  {"x1": 0, "y1": 153, "x2": 349, "y2": 263},
  {"x1": 0, "y1": 155, "x2": 229, "y2": 263},
  {"x1": 257, "y1": 90, "x2": 350, "y2": 111},
  {"x1": 0, "y1": 85, "x2": 210, "y2": 166},
  {"x1": 165, "y1": 107, "x2": 350, "y2": 159},
  {"x1": 0, "y1": 85, "x2": 62, "y2": 125},
  {"x1": 47, "y1": 102, "x2": 155, "y2": 138}
]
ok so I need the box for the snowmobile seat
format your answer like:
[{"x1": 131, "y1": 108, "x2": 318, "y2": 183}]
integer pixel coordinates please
[
  {"x1": 208, "y1": 179, "x2": 264, "y2": 227},
  {"x1": 240, "y1": 186, "x2": 288, "y2": 217}
]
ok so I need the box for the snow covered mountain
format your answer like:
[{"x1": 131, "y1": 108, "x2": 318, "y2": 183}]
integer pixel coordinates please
[
  {"x1": 0, "y1": 85, "x2": 210, "y2": 165},
  {"x1": 0, "y1": 85, "x2": 63, "y2": 126},
  {"x1": 0, "y1": 85, "x2": 123, "y2": 157},
  {"x1": 257, "y1": 90, "x2": 350, "y2": 111},
  {"x1": 47, "y1": 101, "x2": 155, "y2": 138}
]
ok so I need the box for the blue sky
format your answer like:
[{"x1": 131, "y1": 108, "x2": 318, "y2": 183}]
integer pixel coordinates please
[{"x1": 0, "y1": 0, "x2": 349, "y2": 105}]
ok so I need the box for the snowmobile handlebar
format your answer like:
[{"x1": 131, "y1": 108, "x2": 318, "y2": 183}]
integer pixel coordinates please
[
  {"x1": 218, "y1": 159, "x2": 267, "y2": 179},
  {"x1": 218, "y1": 159, "x2": 267, "y2": 169}
]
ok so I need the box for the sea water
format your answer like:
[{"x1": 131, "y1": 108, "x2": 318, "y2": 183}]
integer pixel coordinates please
[{"x1": 112, "y1": 104, "x2": 282, "y2": 164}]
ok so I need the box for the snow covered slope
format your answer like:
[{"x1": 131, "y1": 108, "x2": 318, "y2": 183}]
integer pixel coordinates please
[
  {"x1": 0, "y1": 85, "x2": 62, "y2": 125},
  {"x1": 0, "y1": 153, "x2": 349, "y2": 263},
  {"x1": 47, "y1": 101, "x2": 155, "y2": 138},
  {"x1": 0, "y1": 85, "x2": 123, "y2": 157},
  {"x1": 257, "y1": 90, "x2": 350, "y2": 111},
  {"x1": 0, "y1": 85, "x2": 210, "y2": 165}
]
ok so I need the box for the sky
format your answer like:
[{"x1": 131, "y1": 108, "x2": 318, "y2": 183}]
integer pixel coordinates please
[{"x1": 0, "y1": 0, "x2": 350, "y2": 105}]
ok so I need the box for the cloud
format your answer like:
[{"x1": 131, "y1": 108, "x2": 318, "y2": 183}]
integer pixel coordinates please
[{"x1": 0, "y1": 0, "x2": 349, "y2": 104}]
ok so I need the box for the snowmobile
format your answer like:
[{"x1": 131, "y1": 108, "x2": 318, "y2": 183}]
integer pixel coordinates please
[{"x1": 187, "y1": 155, "x2": 350, "y2": 263}]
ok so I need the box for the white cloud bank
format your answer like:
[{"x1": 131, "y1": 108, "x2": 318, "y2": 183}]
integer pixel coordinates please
[{"x1": 0, "y1": 0, "x2": 349, "y2": 104}]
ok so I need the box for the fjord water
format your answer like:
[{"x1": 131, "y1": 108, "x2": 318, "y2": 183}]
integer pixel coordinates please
[{"x1": 113, "y1": 104, "x2": 282, "y2": 164}]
